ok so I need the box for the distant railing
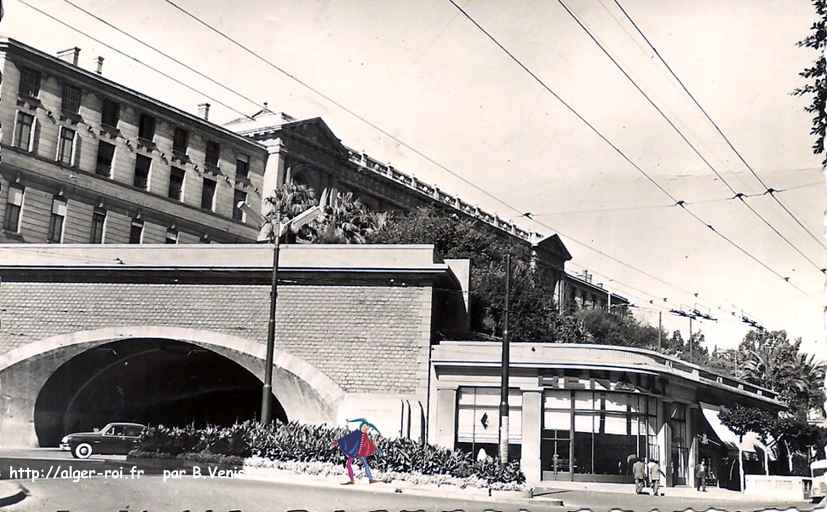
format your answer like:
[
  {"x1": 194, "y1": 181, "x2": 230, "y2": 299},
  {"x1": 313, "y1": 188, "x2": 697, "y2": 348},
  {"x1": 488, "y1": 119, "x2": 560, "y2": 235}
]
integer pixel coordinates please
[{"x1": 346, "y1": 147, "x2": 534, "y2": 242}]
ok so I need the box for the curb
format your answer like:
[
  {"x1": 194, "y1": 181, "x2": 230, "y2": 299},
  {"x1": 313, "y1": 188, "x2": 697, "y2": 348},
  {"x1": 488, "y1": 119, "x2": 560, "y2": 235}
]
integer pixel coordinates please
[
  {"x1": 0, "y1": 481, "x2": 27, "y2": 507},
  {"x1": 235, "y1": 468, "x2": 565, "y2": 507}
]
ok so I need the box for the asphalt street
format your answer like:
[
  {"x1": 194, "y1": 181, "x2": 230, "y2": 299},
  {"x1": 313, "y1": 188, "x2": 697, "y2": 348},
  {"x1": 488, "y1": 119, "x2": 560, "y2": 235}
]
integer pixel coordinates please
[
  {"x1": 5, "y1": 476, "x2": 561, "y2": 512},
  {"x1": 3, "y1": 476, "x2": 820, "y2": 512}
]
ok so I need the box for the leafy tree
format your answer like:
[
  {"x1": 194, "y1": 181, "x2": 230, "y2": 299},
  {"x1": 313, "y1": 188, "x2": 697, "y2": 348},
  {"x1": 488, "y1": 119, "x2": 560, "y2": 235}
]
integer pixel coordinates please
[
  {"x1": 737, "y1": 330, "x2": 825, "y2": 417},
  {"x1": 793, "y1": 0, "x2": 827, "y2": 164},
  {"x1": 719, "y1": 404, "x2": 774, "y2": 441},
  {"x1": 367, "y1": 206, "x2": 577, "y2": 340}
]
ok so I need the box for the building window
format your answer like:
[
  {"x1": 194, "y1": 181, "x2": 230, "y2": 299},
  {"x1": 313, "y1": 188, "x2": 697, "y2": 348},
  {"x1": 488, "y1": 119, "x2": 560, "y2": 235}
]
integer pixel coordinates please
[
  {"x1": 201, "y1": 177, "x2": 216, "y2": 211},
  {"x1": 232, "y1": 190, "x2": 247, "y2": 223},
  {"x1": 165, "y1": 227, "x2": 178, "y2": 244},
  {"x1": 57, "y1": 127, "x2": 76, "y2": 166},
  {"x1": 134, "y1": 154, "x2": 151, "y2": 190},
  {"x1": 205, "y1": 141, "x2": 220, "y2": 170},
  {"x1": 235, "y1": 154, "x2": 249, "y2": 181},
  {"x1": 90, "y1": 207, "x2": 106, "y2": 243},
  {"x1": 456, "y1": 387, "x2": 522, "y2": 463},
  {"x1": 14, "y1": 112, "x2": 35, "y2": 151},
  {"x1": 96, "y1": 141, "x2": 115, "y2": 177},
  {"x1": 62, "y1": 84, "x2": 82, "y2": 115},
  {"x1": 18, "y1": 67, "x2": 41, "y2": 98},
  {"x1": 173, "y1": 128, "x2": 189, "y2": 155},
  {"x1": 540, "y1": 387, "x2": 658, "y2": 478},
  {"x1": 101, "y1": 99, "x2": 120, "y2": 128},
  {"x1": 48, "y1": 197, "x2": 67, "y2": 243},
  {"x1": 129, "y1": 218, "x2": 143, "y2": 244},
  {"x1": 4, "y1": 186, "x2": 24, "y2": 233},
  {"x1": 138, "y1": 114, "x2": 156, "y2": 142},
  {"x1": 168, "y1": 167, "x2": 185, "y2": 201}
]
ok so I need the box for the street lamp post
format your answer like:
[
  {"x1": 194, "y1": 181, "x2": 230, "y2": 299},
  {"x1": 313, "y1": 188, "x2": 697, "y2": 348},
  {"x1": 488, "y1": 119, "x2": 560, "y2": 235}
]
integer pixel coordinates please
[
  {"x1": 260, "y1": 211, "x2": 282, "y2": 425},
  {"x1": 238, "y1": 191, "x2": 328, "y2": 425}
]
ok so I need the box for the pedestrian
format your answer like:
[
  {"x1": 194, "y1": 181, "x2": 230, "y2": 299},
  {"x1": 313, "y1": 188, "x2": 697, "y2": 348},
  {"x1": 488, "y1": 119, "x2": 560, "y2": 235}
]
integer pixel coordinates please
[
  {"x1": 632, "y1": 458, "x2": 646, "y2": 494},
  {"x1": 648, "y1": 458, "x2": 665, "y2": 496},
  {"x1": 331, "y1": 418, "x2": 381, "y2": 485},
  {"x1": 695, "y1": 459, "x2": 707, "y2": 492}
]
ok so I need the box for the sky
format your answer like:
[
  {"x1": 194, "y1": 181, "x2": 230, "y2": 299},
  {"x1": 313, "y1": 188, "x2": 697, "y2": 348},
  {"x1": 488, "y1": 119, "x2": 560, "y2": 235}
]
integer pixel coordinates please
[{"x1": 6, "y1": 0, "x2": 825, "y2": 359}]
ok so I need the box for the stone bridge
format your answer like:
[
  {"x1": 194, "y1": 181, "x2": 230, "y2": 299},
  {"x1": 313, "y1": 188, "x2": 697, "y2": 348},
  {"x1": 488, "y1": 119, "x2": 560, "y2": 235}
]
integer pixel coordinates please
[{"x1": 0, "y1": 244, "x2": 467, "y2": 447}]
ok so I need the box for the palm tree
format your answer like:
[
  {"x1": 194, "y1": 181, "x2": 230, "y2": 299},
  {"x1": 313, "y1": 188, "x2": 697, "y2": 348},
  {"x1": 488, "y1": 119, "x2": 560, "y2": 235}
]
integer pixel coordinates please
[
  {"x1": 262, "y1": 180, "x2": 318, "y2": 243},
  {"x1": 313, "y1": 189, "x2": 386, "y2": 244}
]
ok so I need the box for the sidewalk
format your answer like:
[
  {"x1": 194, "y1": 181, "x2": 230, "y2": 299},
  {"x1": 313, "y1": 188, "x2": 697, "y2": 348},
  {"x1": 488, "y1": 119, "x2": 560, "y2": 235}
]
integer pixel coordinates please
[
  {"x1": 530, "y1": 480, "x2": 781, "y2": 502},
  {"x1": 238, "y1": 466, "x2": 565, "y2": 507}
]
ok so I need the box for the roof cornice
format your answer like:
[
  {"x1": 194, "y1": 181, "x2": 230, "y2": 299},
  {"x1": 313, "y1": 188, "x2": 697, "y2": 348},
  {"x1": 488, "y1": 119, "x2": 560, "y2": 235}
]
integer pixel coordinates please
[{"x1": 0, "y1": 38, "x2": 266, "y2": 152}]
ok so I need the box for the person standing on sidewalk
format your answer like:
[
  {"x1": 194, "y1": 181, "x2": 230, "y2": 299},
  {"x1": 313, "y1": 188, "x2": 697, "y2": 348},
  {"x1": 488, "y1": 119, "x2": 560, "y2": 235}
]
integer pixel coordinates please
[
  {"x1": 332, "y1": 418, "x2": 381, "y2": 485},
  {"x1": 632, "y1": 458, "x2": 646, "y2": 494},
  {"x1": 695, "y1": 460, "x2": 707, "y2": 492},
  {"x1": 648, "y1": 459, "x2": 665, "y2": 496}
]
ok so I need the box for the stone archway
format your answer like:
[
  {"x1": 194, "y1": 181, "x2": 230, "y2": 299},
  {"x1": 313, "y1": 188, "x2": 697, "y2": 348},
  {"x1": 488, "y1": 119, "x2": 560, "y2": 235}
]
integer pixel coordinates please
[{"x1": 0, "y1": 326, "x2": 345, "y2": 447}]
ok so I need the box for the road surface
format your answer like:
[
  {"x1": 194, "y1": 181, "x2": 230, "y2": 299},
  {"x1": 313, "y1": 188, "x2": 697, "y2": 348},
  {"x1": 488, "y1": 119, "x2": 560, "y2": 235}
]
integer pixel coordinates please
[{"x1": 4, "y1": 475, "x2": 819, "y2": 512}]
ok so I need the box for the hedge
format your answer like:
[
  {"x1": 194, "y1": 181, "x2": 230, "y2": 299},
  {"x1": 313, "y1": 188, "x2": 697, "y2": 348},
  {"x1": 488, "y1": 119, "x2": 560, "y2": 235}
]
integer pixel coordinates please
[{"x1": 136, "y1": 420, "x2": 524, "y2": 484}]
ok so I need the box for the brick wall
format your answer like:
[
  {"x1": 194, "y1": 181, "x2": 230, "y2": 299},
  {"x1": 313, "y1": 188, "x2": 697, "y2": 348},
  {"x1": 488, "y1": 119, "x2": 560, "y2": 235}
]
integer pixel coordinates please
[{"x1": 0, "y1": 282, "x2": 433, "y2": 395}]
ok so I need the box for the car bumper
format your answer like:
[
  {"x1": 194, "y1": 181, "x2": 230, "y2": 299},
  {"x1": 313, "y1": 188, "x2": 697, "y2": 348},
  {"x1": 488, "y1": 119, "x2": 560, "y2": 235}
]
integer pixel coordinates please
[{"x1": 59, "y1": 443, "x2": 71, "y2": 451}]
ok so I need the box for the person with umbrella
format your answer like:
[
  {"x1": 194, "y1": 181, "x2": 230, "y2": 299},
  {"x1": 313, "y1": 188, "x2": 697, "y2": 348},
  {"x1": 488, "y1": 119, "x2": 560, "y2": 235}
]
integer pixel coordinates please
[{"x1": 332, "y1": 418, "x2": 381, "y2": 485}]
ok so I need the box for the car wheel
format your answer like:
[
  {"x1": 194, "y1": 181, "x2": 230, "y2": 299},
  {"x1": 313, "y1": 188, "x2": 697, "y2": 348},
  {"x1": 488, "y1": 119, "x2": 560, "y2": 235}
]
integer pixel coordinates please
[{"x1": 73, "y1": 443, "x2": 93, "y2": 459}]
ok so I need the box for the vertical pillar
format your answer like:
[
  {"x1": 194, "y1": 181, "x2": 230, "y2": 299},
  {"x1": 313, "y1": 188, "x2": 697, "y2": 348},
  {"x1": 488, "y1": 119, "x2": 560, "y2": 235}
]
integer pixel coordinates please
[
  {"x1": 687, "y1": 406, "x2": 697, "y2": 489},
  {"x1": 262, "y1": 145, "x2": 284, "y2": 216},
  {"x1": 658, "y1": 400, "x2": 672, "y2": 486},
  {"x1": 434, "y1": 387, "x2": 458, "y2": 450},
  {"x1": 520, "y1": 389, "x2": 542, "y2": 483},
  {"x1": 569, "y1": 390, "x2": 575, "y2": 481}
]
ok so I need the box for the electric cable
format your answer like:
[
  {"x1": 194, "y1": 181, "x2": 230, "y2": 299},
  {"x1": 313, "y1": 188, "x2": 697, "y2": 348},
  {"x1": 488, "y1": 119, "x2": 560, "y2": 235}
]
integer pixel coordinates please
[
  {"x1": 556, "y1": 0, "x2": 825, "y2": 274},
  {"x1": 447, "y1": 0, "x2": 809, "y2": 294},
  {"x1": 612, "y1": 0, "x2": 827, "y2": 253},
  {"x1": 14, "y1": 0, "x2": 255, "y2": 121}
]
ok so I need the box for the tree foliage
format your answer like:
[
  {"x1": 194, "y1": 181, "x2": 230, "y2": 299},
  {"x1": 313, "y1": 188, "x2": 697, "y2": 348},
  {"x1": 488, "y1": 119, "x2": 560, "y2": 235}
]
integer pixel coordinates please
[
  {"x1": 794, "y1": 0, "x2": 827, "y2": 164},
  {"x1": 367, "y1": 206, "x2": 581, "y2": 340},
  {"x1": 263, "y1": 182, "x2": 383, "y2": 244}
]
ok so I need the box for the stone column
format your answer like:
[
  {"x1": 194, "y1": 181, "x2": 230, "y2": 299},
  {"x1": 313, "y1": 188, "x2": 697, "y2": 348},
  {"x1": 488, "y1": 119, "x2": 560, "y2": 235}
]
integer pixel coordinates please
[
  {"x1": 658, "y1": 400, "x2": 672, "y2": 486},
  {"x1": 520, "y1": 389, "x2": 542, "y2": 483},
  {"x1": 687, "y1": 406, "x2": 697, "y2": 489},
  {"x1": 434, "y1": 387, "x2": 458, "y2": 450}
]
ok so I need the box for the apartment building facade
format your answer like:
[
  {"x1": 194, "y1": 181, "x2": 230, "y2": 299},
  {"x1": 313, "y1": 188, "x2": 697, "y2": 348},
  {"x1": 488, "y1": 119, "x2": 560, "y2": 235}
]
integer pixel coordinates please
[{"x1": 0, "y1": 39, "x2": 267, "y2": 246}]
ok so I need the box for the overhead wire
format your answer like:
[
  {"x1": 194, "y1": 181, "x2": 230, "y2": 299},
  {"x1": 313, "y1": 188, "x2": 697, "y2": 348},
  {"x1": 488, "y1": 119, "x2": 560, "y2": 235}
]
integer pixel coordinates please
[
  {"x1": 555, "y1": 0, "x2": 825, "y2": 274},
  {"x1": 57, "y1": 0, "x2": 267, "y2": 114},
  {"x1": 23, "y1": 1, "x2": 804, "y2": 316},
  {"x1": 531, "y1": 182, "x2": 820, "y2": 216},
  {"x1": 612, "y1": 0, "x2": 827, "y2": 254},
  {"x1": 13, "y1": 0, "x2": 255, "y2": 121},
  {"x1": 161, "y1": 0, "x2": 743, "y2": 304},
  {"x1": 447, "y1": 0, "x2": 809, "y2": 295}
]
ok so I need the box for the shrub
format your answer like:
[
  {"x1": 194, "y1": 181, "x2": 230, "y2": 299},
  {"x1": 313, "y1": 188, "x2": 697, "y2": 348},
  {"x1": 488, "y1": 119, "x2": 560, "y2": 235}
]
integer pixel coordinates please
[{"x1": 136, "y1": 420, "x2": 524, "y2": 484}]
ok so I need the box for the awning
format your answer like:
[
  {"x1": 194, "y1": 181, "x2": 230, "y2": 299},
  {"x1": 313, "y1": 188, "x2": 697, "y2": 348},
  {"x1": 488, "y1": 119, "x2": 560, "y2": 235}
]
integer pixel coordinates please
[{"x1": 699, "y1": 402, "x2": 758, "y2": 453}]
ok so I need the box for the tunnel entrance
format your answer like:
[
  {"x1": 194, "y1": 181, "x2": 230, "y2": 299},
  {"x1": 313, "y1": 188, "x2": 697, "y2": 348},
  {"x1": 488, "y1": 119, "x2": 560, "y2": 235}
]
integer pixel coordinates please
[{"x1": 34, "y1": 338, "x2": 286, "y2": 447}]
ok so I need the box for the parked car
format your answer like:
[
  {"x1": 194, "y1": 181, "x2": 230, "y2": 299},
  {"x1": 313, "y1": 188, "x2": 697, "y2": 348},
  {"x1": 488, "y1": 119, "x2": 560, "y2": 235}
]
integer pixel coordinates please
[{"x1": 60, "y1": 422, "x2": 146, "y2": 459}]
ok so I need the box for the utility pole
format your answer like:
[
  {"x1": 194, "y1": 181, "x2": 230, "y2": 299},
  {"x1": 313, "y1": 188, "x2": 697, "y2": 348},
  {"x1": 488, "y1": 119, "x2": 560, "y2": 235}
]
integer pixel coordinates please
[
  {"x1": 688, "y1": 316, "x2": 693, "y2": 363},
  {"x1": 658, "y1": 311, "x2": 662, "y2": 350},
  {"x1": 498, "y1": 253, "x2": 512, "y2": 462}
]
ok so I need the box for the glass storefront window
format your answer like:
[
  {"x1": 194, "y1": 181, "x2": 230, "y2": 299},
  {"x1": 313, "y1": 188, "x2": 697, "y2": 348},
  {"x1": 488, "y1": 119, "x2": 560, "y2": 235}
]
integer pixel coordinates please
[{"x1": 542, "y1": 388, "x2": 659, "y2": 478}]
